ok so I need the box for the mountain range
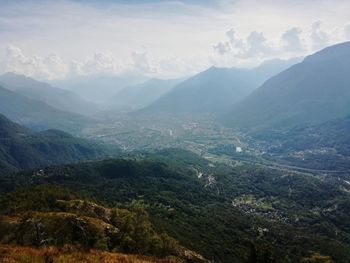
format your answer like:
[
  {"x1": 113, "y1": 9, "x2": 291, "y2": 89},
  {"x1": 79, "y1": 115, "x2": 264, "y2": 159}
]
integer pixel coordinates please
[
  {"x1": 225, "y1": 42, "x2": 350, "y2": 131},
  {"x1": 0, "y1": 72, "x2": 98, "y2": 116},
  {"x1": 51, "y1": 74, "x2": 149, "y2": 105},
  {"x1": 141, "y1": 58, "x2": 300, "y2": 117},
  {"x1": 0, "y1": 85, "x2": 93, "y2": 132}
]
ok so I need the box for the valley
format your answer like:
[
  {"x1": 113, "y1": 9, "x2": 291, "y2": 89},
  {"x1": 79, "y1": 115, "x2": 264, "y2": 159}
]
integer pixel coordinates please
[
  {"x1": 1, "y1": 4, "x2": 350, "y2": 261},
  {"x1": 80, "y1": 115, "x2": 350, "y2": 179}
]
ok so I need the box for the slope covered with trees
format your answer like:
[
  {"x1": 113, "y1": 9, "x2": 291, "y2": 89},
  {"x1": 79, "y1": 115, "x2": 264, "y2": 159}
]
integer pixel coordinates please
[
  {"x1": 0, "y1": 113, "x2": 117, "y2": 175},
  {"x1": 0, "y1": 185, "x2": 203, "y2": 262},
  {"x1": 1, "y1": 149, "x2": 348, "y2": 262}
]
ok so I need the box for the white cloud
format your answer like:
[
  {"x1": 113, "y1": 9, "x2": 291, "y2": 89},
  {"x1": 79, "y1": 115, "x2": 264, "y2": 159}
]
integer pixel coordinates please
[
  {"x1": 241, "y1": 31, "x2": 272, "y2": 58},
  {"x1": 226, "y1": 29, "x2": 244, "y2": 49},
  {"x1": 211, "y1": 20, "x2": 349, "y2": 68},
  {"x1": 0, "y1": 46, "x2": 134, "y2": 80},
  {"x1": 311, "y1": 21, "x2": 329, "y2": 50},
  {"x1": 212, "y1": 29, "x2": 276, "y2": 66},
  {"x1": 0, "y1": 45, "x2": 207, "y2": 80},
  {"x1": 281, "y1": 27, "x2": 304, "y2": 52},
  {"x1": 213, "y1": 29, "x2": 273, "y2": 58},
  {"x1": 77, "y1": 52, "x2": 123, "y2": 76},
  {"x1": 130, "y1": 51, "x2": 158, "y2": 75},
  {"x1": 213, "y1": 41, "x2": 231, "y2": 55},
  {"x1": 2, "y1": 45, "x2": 69, "y2": 79}
]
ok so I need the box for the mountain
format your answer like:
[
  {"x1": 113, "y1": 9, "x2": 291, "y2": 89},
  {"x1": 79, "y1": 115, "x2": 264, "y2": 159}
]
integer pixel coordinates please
[
  {"x1": 0, "y1": 72, "x2": 98, "y2": 116},
  {"x1": 0, "y1": 85, "x2": 93, "y2": 132},
  {"x1": 225, "y1": 42, "x2": 350, "y2": 131},
  {"x1": 52, "y1": 74, "x2": 149, "y2": 105},
  {"x1": 0, "y1": 113, "x2": 117, "y2": 175},
  {"x1": 141, "y1": 58, "x2": 300, "y2": 117},
  {"x1": 112, "y1": 78, "x2": 183, "y2": 110}
]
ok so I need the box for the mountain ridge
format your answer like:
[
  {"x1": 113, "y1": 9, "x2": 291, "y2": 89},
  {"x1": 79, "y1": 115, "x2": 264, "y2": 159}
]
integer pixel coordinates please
[
  {"x1": 0, "y1": 72, "x2": 98, "y2": 116},
  {"x1": 0, "y1": 113, "x2": 117, "y2": 175},
  {"x1": 0, "y1": 85, "x2": 94, "y2": 132},
  {"x1": 140, "y1": 58, "x2": 300, "y2": 117},
  {"x1": 224, "y1": 41, "x2": 350, "y2": 131}
]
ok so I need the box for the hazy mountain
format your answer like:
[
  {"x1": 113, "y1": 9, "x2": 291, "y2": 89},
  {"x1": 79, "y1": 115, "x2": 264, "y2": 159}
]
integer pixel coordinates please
[
  {"x1": 141, "y1": 58, "x2": 300, "y2": 117},
  {"x1": 0, "y1": 72, "x2": 98, "y2": 116},
  {"x1": 52, "y1": 74, "x2": 149, "y2": 105},
  {"x1": 111, "y1": 78, "x2": 183, "y2": 110},
  {"x1": 225, "y1": 42, "x2": 350, "y2": 131},
  {"x1": 0, "y1": 113, "x2": 117, "y2": 175},
  {"x1": 0, "y1": 85, "x2": 93, "y2": 133}
]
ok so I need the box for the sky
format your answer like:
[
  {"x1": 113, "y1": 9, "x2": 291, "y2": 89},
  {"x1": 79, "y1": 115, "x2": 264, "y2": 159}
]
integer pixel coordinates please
[{"x1": 0, "y1": 0, "x2": 350, "y2": 80}]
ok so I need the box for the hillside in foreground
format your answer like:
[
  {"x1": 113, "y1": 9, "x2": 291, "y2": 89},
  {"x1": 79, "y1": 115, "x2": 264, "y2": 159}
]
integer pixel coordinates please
[
  {"x1": 1, "y1": 149, "x2": 348, "y2": 262},
  {"x1": 0, "y1": 185, "x2": 205, "y2": 263}
]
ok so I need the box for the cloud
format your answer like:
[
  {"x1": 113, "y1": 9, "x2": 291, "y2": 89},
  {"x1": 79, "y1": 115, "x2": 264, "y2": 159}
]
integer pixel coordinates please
[
  {"x1": 212, "y1": 20, "x2": 348, "y2": 68},
  {"x1": 311, "y1": 21, "x2": 329, "y2": 50},
  {"x1": 1, "y1": 46, "x2": 127, "y2": 80},
  {"x1": 213, "y1": 28, "x2": 245, "y2": 56},
  {"x1": 1, "y1": 1, "x2": 350, "y2": 79},
  {"x1": 242, "y1": 31, "x2": 272, "y2": 58},
  {"x1": 213, "y1": 41, "x2": 231, "y2": 55},
  {"x1": 75, "y1": 52, "x2": 124, "y2": 76},
  {"x1": 2, "y1": 45, "x2": 69, "y2": 79},
  {"x1": 213, "y1": 29, "x2": 274, "y2": 62},
  {"x1": 225, "y1": 29, "x2": 244, "y2": 48},
  {"x1": 281, "y1": 27, "x2": 304, "y2": 52},
  {"x1": 0, "y1": 45, "x2": 202, "y2": 80},
  {"x1": 0, "y1": 46, "x2": 151, "y2": 80},
  {"x1": 130, "y1": 51, "x2": 158, "y2": 75}
]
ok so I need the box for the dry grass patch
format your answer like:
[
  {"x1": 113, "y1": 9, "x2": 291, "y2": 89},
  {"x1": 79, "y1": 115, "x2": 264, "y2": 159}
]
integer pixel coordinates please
[{"x1": 0, "y1": 245, "x2": 179, "y2": 263}]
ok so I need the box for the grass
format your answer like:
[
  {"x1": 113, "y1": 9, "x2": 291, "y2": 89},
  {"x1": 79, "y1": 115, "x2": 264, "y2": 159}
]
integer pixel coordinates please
[{"x1": 0, "y1": 245, "x2": 179, "y2": 263}]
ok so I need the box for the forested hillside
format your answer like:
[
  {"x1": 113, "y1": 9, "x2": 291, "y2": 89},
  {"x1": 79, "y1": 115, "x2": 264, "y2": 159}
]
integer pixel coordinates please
[
  {"x1": 1, "y1": 149, "x2": 348, "y2": 262},
  {"x1": 0, "y1": 114, "x2": 118, "y2": 175}
]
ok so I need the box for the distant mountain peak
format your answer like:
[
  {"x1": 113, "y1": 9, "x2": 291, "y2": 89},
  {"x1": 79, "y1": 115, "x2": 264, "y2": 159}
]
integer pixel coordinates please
[
  {"x1": 0, "y1": 71, "x2": 52, "y2": 89},
  {"x1": 140, "y1": 59, "x2": 299, "y2": 116}
]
